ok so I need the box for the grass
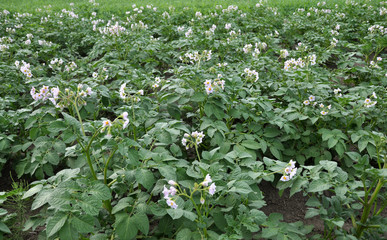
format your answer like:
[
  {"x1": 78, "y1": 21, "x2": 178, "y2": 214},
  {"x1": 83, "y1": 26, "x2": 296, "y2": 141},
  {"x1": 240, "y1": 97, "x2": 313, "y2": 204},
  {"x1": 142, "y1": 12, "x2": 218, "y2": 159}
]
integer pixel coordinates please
[{"x1": 0, "y1": 0, "x2": 377, "y2": 14}]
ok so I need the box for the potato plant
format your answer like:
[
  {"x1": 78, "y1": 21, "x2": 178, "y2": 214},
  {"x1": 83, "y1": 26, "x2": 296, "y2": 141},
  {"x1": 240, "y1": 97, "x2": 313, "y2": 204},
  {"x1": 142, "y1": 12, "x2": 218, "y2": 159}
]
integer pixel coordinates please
[{"x1": 0, "y1": 0, "x2": 386, "y2": 239}]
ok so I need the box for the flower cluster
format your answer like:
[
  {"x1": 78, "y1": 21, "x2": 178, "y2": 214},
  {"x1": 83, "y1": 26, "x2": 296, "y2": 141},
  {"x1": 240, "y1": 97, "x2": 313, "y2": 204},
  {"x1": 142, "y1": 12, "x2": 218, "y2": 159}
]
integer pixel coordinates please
[
  {"x1": 368, "y1": 25, "x2": 386, "y2": 35},
  {"x1": 303, "y1": 95, "x2": 316, "y2": 106},
  {"x1": 370, "y1": 57, "x2": 382, "y2": 68},
  {"x1": 99, "y1": 22, "x2": 126, "y2": 37},
  {"x1": 163, "y1": 181, "x2": 178, "y2": 209},
  {"x1": 295, "y1": 42, "x2": 308, "y2": 51},
  {"x1": 334, "y1": 88, "x2": 342, "y2": 97},
  {"x1": 152, "y1": 77, "x2": 162, "y2": 88},
  {"x1": 243, "y1": 68, "x2": 259, "y2": 82},
  {"x1": 205, "y1": 24, "x2": 216, "y2": 37},
  {"x1": 284, "y1": 54, "x2": 316, "y2": 71},
  {"x1": 181, "y1": 131, "x2": 205, "y2": 150},
  {"x1": 65, "y1": 61, "x2": 77, "y2": 72},
  {"x1": 49, "y1": 58, "x2": 64, "y2": 69},
  {"x1": 330, "y1": 37, "x2": 338, "y2": 47},
  {"x1": 280, "y1": 49, "x2": 289, "y2": 58},
  {"x1": 204, "y1": 75, "x2": 225, "y2": 94},
  {"x1": 0, "y1": 44, "x2": 9, "y2": 52},
  {"x1": 319, "y1": 103, "x2": 331, "y2": 115},
  {"x1": 364, "y1": 92, "x2": 377, "y2": 108},
  {"x1": 163, "y1": 175, "x2": 216, "y2": 210},
  {"x1": 181, "y1": 50, "x2": 212, "y2": 64},
  {"x1": 17, "y1": 61, "x2": 33, "y2": 78},
  {"x1": 131, "y1": 20, "x2": 148, "y2": 31},
  {"x1": 119, "y1": 83, "x2": 143, "y2": 103},
  {"x1": 38, "y1": 39, "x2": 53, "y2": 46},
  {"x1": 280, "y1": 160, "x2": 297, "y2": 182}
]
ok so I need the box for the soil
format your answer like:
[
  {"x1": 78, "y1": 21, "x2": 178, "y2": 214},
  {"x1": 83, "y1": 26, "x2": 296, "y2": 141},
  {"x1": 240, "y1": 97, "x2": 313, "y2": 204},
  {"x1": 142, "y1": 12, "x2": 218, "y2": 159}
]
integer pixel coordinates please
[
  {"x1": 259, "y1": 180, "x2": 387, "y2": 238},
  {"x1": 259, "y1": 180, "x2": 326, "y2": 236}
]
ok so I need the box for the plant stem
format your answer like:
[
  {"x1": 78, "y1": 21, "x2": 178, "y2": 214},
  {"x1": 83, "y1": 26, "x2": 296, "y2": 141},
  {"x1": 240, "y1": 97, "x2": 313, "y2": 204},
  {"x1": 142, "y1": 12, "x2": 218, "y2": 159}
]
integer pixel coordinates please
[
  {"x1": 72, "y1": 99, "x2": 86, "y2": 136},
  {"x1": 104, "y1": 147, "x2": 118, "y2": 185},
  {"x1": 195, "y1": 143, "x2": 201, "y2": 162},
  {"x1": 355, "y1": 162, "x2": 386, "y2": 238}
]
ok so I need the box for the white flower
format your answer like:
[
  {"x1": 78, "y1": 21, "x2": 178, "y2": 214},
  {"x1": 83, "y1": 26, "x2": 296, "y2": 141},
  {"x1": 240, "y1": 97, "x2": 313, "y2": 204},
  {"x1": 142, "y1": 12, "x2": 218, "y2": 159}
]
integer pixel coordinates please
[
  {"x1": 289, "y1": 168, "x2": 297, "y2": 178},
  {"x1": 372, "y1": 92, "x2": 377, "y2": 99},
  {"x1": 280, "y1": 175, "x2": 290, "y2": 182},
  {"x1": 205, "y1": 85, "x2": 214, "y2": 94},
  {"x1": 163, "y1": 185, "x2": 170, "y2": 199},
  {"x1": 308, "y1": 95, "x2": 315, "y2": 102},
  {"x1": 321, "y1": 111, "x2": 328, "y2": 115},
  {"x1": 319, "y1": 103, "x2": 324, "y2": 108},
  {"x1": 169, "y1": 186, "x2": 177, "y2": 196},
  {"x1": 303, "y1": 100, "x2": 310, "y2": 105},
  {"x1": 86, "y1": 87, "x2": 93, "y2": 96},
  {"x1": 285, "y1": 167, "x2": 292, "y2": 174},
  {"x1": 200, "y1": 197, "x2": 205, "y2": 204},
  {"x1": 122, "y1": 112, "x2": 129, "y2": 129},
  {"x1": 102, "y1": 120, "x2": 112, "y2": 127},
  {"x1": 289, "y1": 160, "x2": 296, "y2": 169},
  {"x1": 92, "y1": 72, "x2": 98, "y2": 78},
  {"x1": 166, "y1": 199, "x2": 178, "y2": 209},
  {"x1": 201, "y1": 174, "x2": 212, "y2": 187},
  {"x1": 209, "y1": 183, "x2": 216, "y2": 195},
  {"x1": 168, "y1": 180, "x2": 177, "y2": 186}
]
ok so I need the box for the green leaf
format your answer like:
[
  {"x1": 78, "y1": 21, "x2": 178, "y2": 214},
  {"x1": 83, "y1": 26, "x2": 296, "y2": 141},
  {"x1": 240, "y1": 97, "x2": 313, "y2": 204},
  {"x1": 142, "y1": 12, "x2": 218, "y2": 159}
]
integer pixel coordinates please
[
  {"x1": 241, "y1": 140, "x2": 260, "y2": 150},
  {"x1": 250, "y1": 209, "x2": 267, "y2": 224},
  {"x1": 158, "y1": 166, "x2": 176, "y2": 181},
  {"x1": 229, "y1": 181, "x2": 253, "y2": 195},
  {"x1": 262, "y1": 227, "x2": 279, "y2": 238},
  {"x1": 308, "y1": 180, "x2": 330, "y2": 193},
  {"x1": 263, "y1": 127, "x2": 281, "y2": 138},
  {"x1": 79, "y1": 196, "x2": 100, "y2": 216},
  {"x1": 305, "y1": 208, "x2": 319, "y2": 219},
  {"x1": 62, "y1": 112, "x2": 81, "y2": 131},
  {"x1": 48, "y1": 120, "x2": 67, "y2": 133},
  {"x1": 59, "y1": 221, "x2": 78, "y2": 240},
  {"x1": 89, "y1": 182, "x2": 111, "y2": 201},
  {"x1": 115, "y1": 213, "x2": 138, "y2": 240},
  {"x1": 358, "y1": 138, "x2": 368, "y2": 152},
  {"x1": 269, "y1": 146, "x2": 281, "y2": 160},
  {"x1": 23, "y1": 184, "x2": 43, "y2": 199},
  {"x1": 46, "y1": 212, "x2": 68, "y2": 237},
  {"x1": 183, "y1": 210, "x2": 197, "y2": 221},
  {"x1": 45, "y1": 151, "x2": 60, "y2": 165},
  {"x1": 112, "y1": 197, "x2": 131, "y2": 214},
  {"x1": 71, "y1": 215, "x2": 95, "y2": 233},
  {"x1": 135, "y1": 169, "x2": 155, "y2": 190},
  {"x1": 167, "y1": 208, "x2": 184, "y2": 219},
  {"x1": 133, "y1": 213, "x2": 149, "y2": 235},
  {"x1": 327, "y1": 138, "x2": 338, "y2": 149},
  {"x1": 176, "y1": 228, "x2": 192, "y2": 240},
  {"x1": 319, "y1": 160, "x2": 337, "y2": 172},
  {"x1": 0, "y1": 222, "x2": 11, "y2": 234},
  {"x1": 346, "y1": 152, "x2": 360, "y2": 161},
  {"x1": 31, "y1": 190, "x2": 52, "y2": 210}
]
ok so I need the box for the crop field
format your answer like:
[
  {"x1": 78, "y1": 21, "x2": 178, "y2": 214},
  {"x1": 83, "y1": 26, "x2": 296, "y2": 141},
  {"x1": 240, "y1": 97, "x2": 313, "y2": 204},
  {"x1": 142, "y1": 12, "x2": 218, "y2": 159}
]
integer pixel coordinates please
[{"x1": 0, "y1": 0, "x2": 386, "y2": 239}]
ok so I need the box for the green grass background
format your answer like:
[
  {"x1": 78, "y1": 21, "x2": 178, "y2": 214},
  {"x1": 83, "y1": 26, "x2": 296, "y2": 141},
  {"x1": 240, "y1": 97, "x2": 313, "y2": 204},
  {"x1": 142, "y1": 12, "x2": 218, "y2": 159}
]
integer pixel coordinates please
[{"x1": 0, "y1": 0, "x2": 376, "y2": 13}]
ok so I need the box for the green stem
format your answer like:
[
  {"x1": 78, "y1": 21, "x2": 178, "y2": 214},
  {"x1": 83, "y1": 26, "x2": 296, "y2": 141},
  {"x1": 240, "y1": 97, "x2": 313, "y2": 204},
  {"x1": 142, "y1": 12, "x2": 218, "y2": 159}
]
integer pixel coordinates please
[
  {"x1": 72, "y1": 99, "x2": 86, "y2": 136},
  {"x1": 104, "y1": 147, "x2": 118, "y2": 185},
  {"x1": 355, "y1": 162, "x2": 386, "y2": 238},
  {"x1": 195, "y1": 143, "x2": 201, "y2": 162}
]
